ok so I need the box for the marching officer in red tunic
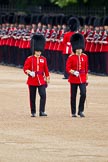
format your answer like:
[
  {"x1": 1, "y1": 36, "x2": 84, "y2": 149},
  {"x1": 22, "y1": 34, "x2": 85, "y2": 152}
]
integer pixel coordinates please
[
  {"x1": 23, "y1": 34, "x2": 50, "y2": 117},
  {"x1": 62, "y1": 17, "x2": 80, "y2": 79},
  {"x1": 66, "y1": 33, "x2": 88, "y2": 117}
]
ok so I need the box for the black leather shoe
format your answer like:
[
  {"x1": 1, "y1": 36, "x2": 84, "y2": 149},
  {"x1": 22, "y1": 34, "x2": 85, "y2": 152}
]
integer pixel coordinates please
[
  {"x1": 62, "y1": 77, "x2": 68, "y2": 79},
  {"x1": 39, "y1": 112, "x2": 47, "y2": 116},
  {"x1": 78, "y1": 112, "x2": 85, "y2": 117},
  {"x1": 31, "y1": 113, "x2": 36, "y2": 117},
  {"x1": 72, "y1": 114, "x2": 77, "y2": 117}
]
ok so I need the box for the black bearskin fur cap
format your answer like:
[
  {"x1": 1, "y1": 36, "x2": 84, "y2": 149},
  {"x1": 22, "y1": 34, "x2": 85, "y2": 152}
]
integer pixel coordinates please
[
  {"x1": 103, "y1": 17, "x2": 108, "y2": 26},
  {"x1": 68, "y1": 17, "x2": 80, "y2": 32},
  {"x1": 31, "y1": 34, "x2": 46, "y2": 53},
  {"x1": 70, "y1": 33, "x2": 85, "y2": 52}
]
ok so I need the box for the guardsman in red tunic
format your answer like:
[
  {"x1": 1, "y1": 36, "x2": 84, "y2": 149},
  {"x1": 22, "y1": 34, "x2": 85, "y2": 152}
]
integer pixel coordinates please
[
  {"x1": 7, "y1": 14, "x2": 17, "y2": 65},
  {"x1": 31, "y1": 15, "x2": 37, "y2": 34},
  {"x1": 66, "y1": 33, "x2": 88, "y2": 117},
  {"x1": 21, "y1": 15, "x2": 32, "y2": 66},
  {"x1": 90, "y1": 18, "x2": 100, "y2": 73},
  {"x1": 23, "y1": 34, "x2": 50, "y2": 117},
  {"x1": 44, "y1": 16, "x2": 53, "y2": 51},
  {"x1": 52, "y1": 16, "x2": 62, "y2": 72},
  {"x1": 44, "y1": 16, "x2": 53, "y2": 69},
  {"x1": 100, "y1": 17, "x2": 108, "y2": 75},
  {"x1": 16, "y1": 15, "x2": 25, "y2": 67},
  {"x1": 62, "y1": 17, "x2": 80, "y2": 79},
  {"x1": 85, "y1": 17, "x2": 95, "y2": 72},
  {"x1": 0, "y1": 14, "x2": 9, "y2": 65},
  {"x1": 57, "y1": 16, "x2": 67, "y2": 73},
  {"x1": 94, "y1": 18, "x2": 104, "y2": 74},
  {"x1": 78, "y1": 16, "x2": 85, "y2": 35},
  {"x1": 35, "y1": 15, "x2": 43, "y2": 35},
  {"x1": 53, "y1": 15, "x2": 67, "y2": 73},
  {"x1": 83, "y1": 16, "x2": 91, "y2": 57},
  {"x1": 48, "y1": 16, "x2": 58, "y2": 71}
]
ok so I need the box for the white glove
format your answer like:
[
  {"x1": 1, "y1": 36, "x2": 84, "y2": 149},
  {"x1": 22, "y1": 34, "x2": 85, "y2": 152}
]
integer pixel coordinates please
[
  {"x1": 29, "y1": 71, "x2": 35, "y2": 77},
  {"x1": 73, "y1": 71, "x2": 79, "y2": 77}
]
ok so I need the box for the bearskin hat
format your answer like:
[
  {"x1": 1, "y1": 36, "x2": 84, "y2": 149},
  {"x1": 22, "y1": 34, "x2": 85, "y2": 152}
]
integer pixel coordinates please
[
  {"x1": 37, "y1": 15, "x2": 43, "y2": 24},
  {"x1": 0, "y1": 16, "x2": 1, "y2": 25},
  {"x1": 47, "y1": 16, "x2": 53, "y2": 25},
  {"x1": 16, "y1": 15, "x2": 25, "y2": 24},
  {"x1": 93, "y1": 18, "x2": 100, "y2": 27},
  {"x1": 1, "y1": 15, "x2": 6, "y2": 24},
  {"x1": 85, "y1": 16, "x2": 91, "y2": 26},
  {"x1": 56, "y1": 15, "x2": 64, "y2": 25},
  {"x1": 31, "y1": 34, "x2": 46, "y2": 53},
  {"x1": 70, "y1": 33, "x2": 85, "y2": 53},
  {"x1": 24, "y1": 15, "x2": 31, "y2": 25},
  {"x1": 8, "y1": 15, "x2": 16, "y2": 24},
  {"x1": 31, "y1": 15, "x2": 38, "y2": 24},
  {"x1": 41, "y1": 16, "x2": 48, "y2": 25},
  {"x1": 88, "y1": 16, "x2": 96, "y2": 26},
  {"x1": 103, "y1": 17, "x2": 108, "y2": 26},
  {"x1": 52, "y1": 16, "x2": 57, "y2": 26},
  {"x1": 61, "y1": 15, "x2": 67, "y2": 25},
  {"x1": 68, "y1": 17, "x2": 80, "y2": 32},
  {"x1": 78, "y1": 17, "x2": 84, "y2": 27},
  {"x1": 99, "y1": 17, "x2": 104, "y2": 26}
]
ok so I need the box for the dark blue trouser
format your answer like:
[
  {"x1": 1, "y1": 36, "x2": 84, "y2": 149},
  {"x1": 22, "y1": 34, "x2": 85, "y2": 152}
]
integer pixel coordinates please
[
  {"x1": 63, "y1": 54, "x2": 69, "y2": 78},
  {"x1": 70, "y1": 83, "x2": 86, "y2": 115},
  {"x1": 29, "y1": 85, "x2": 46, "y2": 114}
]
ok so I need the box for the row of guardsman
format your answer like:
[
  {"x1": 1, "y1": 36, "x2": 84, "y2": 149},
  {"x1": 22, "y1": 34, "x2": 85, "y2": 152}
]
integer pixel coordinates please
[{"x1": 0, "y1": 13, "x2": 108, "y2": 76}]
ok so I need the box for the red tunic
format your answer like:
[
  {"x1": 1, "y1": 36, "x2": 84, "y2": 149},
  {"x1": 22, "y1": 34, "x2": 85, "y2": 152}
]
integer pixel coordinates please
[
  {"x1": 48, "y1": 29, "x2": 57, "y2": 51},
  {"x1": 8, "y1": 27, "x2": 16, "y2": 47},
  {"x1": 100, "y1": 31, "x2": 108, "y2": 52},
  {"x1": 57, "y1": 29, "x2": 66, "y2": 51},
  {"x1": 66, "y1": 53, "x2": 88, "y2": 84},
  {"x1": 62, "y1": 31, "x2": 75, "y2": 54},
  {"x1": 85, "y1": 30, "x2": 94, "y2": 52},
  {"x1": 53, "y1": 29, "x2": 61, "y2": 51},
  {"x1": 14, "y1": 29, "x2": 22, "y2": 47},
  {"x1": 21, "y1": 30, "x2": 31, "y2": 49},
  {"x1": 1, "y1": 28, "x2": 9, "y2": 46},
  {"x1": 44, "y1": 29, "x2": 53, "y2": 50},
  {"x1": 23, "y1": 55, "x2": 50, "y2": 86},
  {"x1": 94, "y1": 31, "x2": 103, "y2": 52},
  {"x1": 89, "y1": 31, "x2": 99, "y2": 53}
]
